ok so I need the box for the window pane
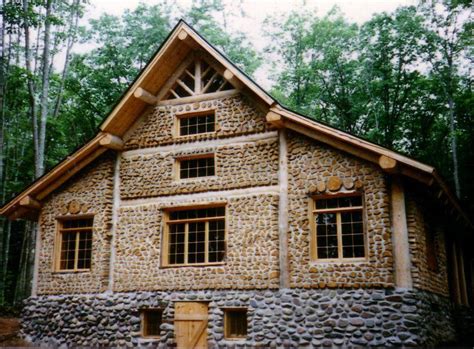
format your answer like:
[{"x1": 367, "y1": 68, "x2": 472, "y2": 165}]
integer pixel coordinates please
[
  {"x1": 188, "y1": 222, "x2": 205, "y2": 264},
  {"x1": 179, "y1": 157, "x2": 215, "y2": 179},
  {"x1": 226, "y1": 310, "x2": 247, "y2": 338},
  {"x1": 142, "y1": 310, "x2": 163, "y2": 337},
  {"x1": 169, "y1": 223, "x2": 185, "y2": 265},
  {"x1": 209, "y1": 219, "x2": 225, "y2": 262},
  {"x1": 59, "y1": 218, "x2": 93, "y2": 270},
  {"x1": 180, "y1": 113, "x2": 215, "y2": 136}
]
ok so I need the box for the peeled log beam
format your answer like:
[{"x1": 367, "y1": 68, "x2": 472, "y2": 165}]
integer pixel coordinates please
[
  {"x1": 100, "y1": 133, "x2": 124, "y2": 151},
  {"x1": 266, "y1": 111, "x2": 285, "y2": 128},
  {"x1": 223, "y1": 69, "x2": 243, "y2": 90},
  {"x1": 133, "y1": 87, "x2": 158, "y2": 104},
  {"x1": 379, "y1": 155, "x2": 398, "y2": 173},
  {"x1": 19, "y1": 195, "x2": 42, "y2": 210},
  {"x1": 178, "y1": 30, "x2": 188, "y2": 40}
]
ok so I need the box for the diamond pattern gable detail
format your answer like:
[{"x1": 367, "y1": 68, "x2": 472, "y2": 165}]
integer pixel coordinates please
[{"x1": 163, "y1": 58, "x2": 234, "y2": 101}]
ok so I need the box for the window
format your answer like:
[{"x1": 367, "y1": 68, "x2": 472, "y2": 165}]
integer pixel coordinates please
[
  {"x1": 224, "y1": 309, "x2": 247, "y2": 339},
  {"x1": 178, "y1": 155, "x2": 215, "y2": 179},
  {"x1": 312, "y1": 195, "x2": 365, "y2": 261},
  {"x1": 141, "y1": 309, "x2": 163, "y2": 337},
  {"x1": 179, "y1": 112, "x2": 215, "y2": 136},
  {"x1": 57, "y1": 217, "x2": 93, "y2": 271},
  {"x1": 164, "y1": 206, "x2": 226, "y2": 266}
]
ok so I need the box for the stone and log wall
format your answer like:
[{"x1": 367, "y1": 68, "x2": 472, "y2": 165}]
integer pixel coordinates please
[
  {"x1": 286, "y1": 132, "x2": 394, "y2": 289},
  {"x1": 36, "y1": 153, "x2": 115, "y2": 295},
  {"x1": 113, "y1": 193, "x2": 280, "y2": 291},
  {"x1": 22, "y1": 289, "x2": 457, "y2": 347},
  {"x1": 406, "y1": 194, "x2": 450, "y2": 296}
]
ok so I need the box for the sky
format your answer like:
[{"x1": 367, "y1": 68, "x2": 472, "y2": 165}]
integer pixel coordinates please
[{"x1": 80, "y1": 0, "x2": 417, "y2": 88}]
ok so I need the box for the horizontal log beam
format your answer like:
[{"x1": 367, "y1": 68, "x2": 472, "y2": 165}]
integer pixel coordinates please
[
  {"x1": 133, "y1": 87, "x2": 158, "y2": 104},
  {"x1": 266, "y1": 111, "x2": 285, "y2": 128},
  {"x1": 178, "y1": 30, "x2": 188, "y2": 41},
  {"x1": 223, "y1": 69, "x2": 243, "y2": 90},
  {"x1": 19, "y1": 195, "x2": 42, "y2": 210},
  {"x1": 100, "y1": 133, "x2": 124, "y2": 151},
  {"x1": 379, "y1": 155, "x2": 398, "y2": 173}
]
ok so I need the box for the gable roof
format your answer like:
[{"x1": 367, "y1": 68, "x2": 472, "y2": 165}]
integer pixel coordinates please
[{"x1": 0, "y1": 20, "x2": 471, "y2": 228}]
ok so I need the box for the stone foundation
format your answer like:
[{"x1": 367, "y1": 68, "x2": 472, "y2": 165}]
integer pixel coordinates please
[{"x1": 22, "y1": 288, "x2": 458, "y2": 347}]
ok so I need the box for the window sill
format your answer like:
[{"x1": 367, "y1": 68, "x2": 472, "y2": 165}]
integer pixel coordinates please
[
  {"x1": 310, "y1": 258, "x2": 368, "y2": 265},
  {"x1": 52, "y1": 269, "x2": 91, "y2": 274},
  {"x1": 174, "y1": 175, "x2": 218, "y2": 183},
  {"x1": 161, "y1": 262, "x2": 225, "y2": 269}
]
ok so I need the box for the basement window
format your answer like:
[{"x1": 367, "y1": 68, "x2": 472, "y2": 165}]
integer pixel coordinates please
[
  {"x1": 141, "y1": 309, "x2": 163, "y2": 338},
  {"x1": 312, "y1": 194, "x2": 366, "y2": 261},
  {"x1": 164, "y1": 206, "x2": 226, "y2": 266},
  {"x1": 224, "y1": 309, "x2": 248, "y2": 339},
  {"x1": 178, "y1": 111, "x2": 215, "y2": 136},
  {"x1": 177, "y1": 155, "x2": 215, "y2": 179},
  {"x1": 56, "y1": 217, "x2": 93, "y2": 271}
]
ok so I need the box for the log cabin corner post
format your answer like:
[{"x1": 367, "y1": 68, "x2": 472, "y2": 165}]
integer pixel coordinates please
[
  {"x1": 278, "y1": 128, "x2": 290, "y2": 288},
  {"x1": 390, "y1": 176, "x2": 413, "y2": 289}
]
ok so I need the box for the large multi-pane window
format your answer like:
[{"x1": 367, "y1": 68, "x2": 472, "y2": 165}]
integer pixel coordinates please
[
  {"x1": 164, "y1": 206, "x2": 226, "y2": 266},
  {"x1": 57, "y1": 217, "x2": 93, "y2": 271},
  {"x1": 178, "y1": 155, "x2": 215, "y2": 179},
  {"x1": 178, "y1": 112, "x2": 215, "y2": 136},
  {"x1": 312, "y1": 195, "x2": 365, "y2": 261}
]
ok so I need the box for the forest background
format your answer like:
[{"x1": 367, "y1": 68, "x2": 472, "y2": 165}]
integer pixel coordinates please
[{"x1": 0, "y1": 0, "x2": 472, "y2": 307}]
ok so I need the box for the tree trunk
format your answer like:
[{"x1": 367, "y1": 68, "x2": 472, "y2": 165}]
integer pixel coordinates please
[
  {"x1": 448, "y1": 94, "x2": 461, "y2": 198},
  {"x1": 37, "y1": 0, "x2": 53, "y2": 177},
  {"x1": 0, "y1": 219, "x2": 12, "y2": 305}
]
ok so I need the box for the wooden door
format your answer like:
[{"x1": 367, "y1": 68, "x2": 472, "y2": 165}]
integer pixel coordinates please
[{"x1": 174, "y1": 302, "x2": 208, "y2": 349}]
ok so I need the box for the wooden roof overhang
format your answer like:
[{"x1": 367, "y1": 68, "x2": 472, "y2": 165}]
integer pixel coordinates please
[{"x1": 0, "y1": 20, "x2": 471, "y2": 230}]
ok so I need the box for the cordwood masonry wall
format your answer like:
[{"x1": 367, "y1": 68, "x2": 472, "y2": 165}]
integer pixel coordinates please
[{"x1": 27, "y1": 93, "x2": 467, "y2": 346}]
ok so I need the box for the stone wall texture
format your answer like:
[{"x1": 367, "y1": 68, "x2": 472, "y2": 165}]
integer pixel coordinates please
[
  {"x1": 406, "y1": 194, "x2": 450, "y2": 296},
  {"x1": 120, "y1": 137, "x2": 279, "y2": 200},
  {"x1": 124, "y1": 94, "x2": 270, "y2": 150},
  {"x1": 36, "y1": 153, "x2": 115, "y2": 295},
  {"x1": 21, "y1": 289, "x2": 458, "y2": 348},
  {"x1": 114, "y1": 194, "x2": 280, "y2": 292},
  {"x1": 287, "y1": 131, "x2": 394, "y2": 289}
]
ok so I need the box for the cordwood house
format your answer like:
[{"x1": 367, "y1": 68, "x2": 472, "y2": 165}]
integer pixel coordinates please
[{"x1": 1, "y1": 21, "x2": 473, "y2": 347}]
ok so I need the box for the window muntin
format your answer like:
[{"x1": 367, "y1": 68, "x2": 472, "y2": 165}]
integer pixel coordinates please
[
  {"x1": 141, "y1": 309, "x2": 163, "y2": 337},
  {"x1": 313, "y1": 195, "x2": 365, "y2": 261},
  {"x1": 179, "y1": 112, "x2": 215, "y2": 136},
  {"x1": 178, "y1": 155, "x2": 215, "y2": 179},
  {"x1": 165, "y1": 207, "x2": 225, "y2": 266},
  {"x1": 224, "y1": 309, "x2": 247, "y2": 339},
  {"x1": 57, "y1": 217, "x2": 93, "y2": 271}
]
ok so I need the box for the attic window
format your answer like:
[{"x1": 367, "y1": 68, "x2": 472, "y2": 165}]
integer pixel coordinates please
[{"x1": 164, "y1": 59, "x2": 233, "y2": 100}]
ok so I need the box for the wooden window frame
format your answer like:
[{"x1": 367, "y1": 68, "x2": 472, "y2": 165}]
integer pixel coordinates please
[
  {"x1": 309, "y1": 193, "x2": 367, "y2": 263},
  {"x1": 175, "y1": 109, "x2": 217, "y2": 138},
  {"x1": 140, "y1": 308, "x2": 163, "y2": 338},
  {"x1": 54, "y1": 215, "x2": 94, "y2": 272},
  {"x1": 223, "y1": 308, "x2": 248, "y2": 340},
  {"x1": 174, "y1": 153, "x2": 216, "y2": 181},
  {"x1": 161, "y1": 204, "x2": 227, "y2": 268}
]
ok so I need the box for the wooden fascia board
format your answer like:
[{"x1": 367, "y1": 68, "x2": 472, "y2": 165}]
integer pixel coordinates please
[
  {"x1": 99, "y1": 23, "x2": 185, "y2": 134},
  {"x1": 268, "y1": 107, "x2": 472, "y2": 229},
  {"x1": 271, "y1": 106, "x2": 435, "y2": 174},
  {"x1": 0, "y1": 134, "x2": 107, "y2": 218}
]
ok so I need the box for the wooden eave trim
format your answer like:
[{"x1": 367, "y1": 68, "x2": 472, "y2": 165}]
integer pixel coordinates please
[
  {"x1": 0, "y1": 134, "x2": 108, "y2": 219},
  {"x1": 267, "y1": 107, "x2": 473, "y2": 229},
  {"x1": 100, "y1": 22, "x2": 274, "y2": 137}
]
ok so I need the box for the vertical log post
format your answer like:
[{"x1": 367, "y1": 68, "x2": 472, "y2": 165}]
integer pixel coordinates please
[
  {"x1": 107, "y1": 153, "x2": 121, "y2": 293},
  {"x1": 390, "y1": 176, "x2": 413, "y2": 289},
  {"x1": 278, "y1": 129, "x2": 290, "y2": 288}
]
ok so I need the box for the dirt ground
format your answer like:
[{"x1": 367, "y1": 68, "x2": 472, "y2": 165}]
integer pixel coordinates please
[{"x1": 0, "y1": 318, "x2": 31, "y2": 347}]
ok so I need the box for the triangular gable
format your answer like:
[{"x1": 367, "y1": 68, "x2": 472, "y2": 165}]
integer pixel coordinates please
[{"x1": 0, "y1": 20, "x2": 471, "y2": 229}]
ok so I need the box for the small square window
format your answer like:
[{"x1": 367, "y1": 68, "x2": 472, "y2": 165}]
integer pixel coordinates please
[
  {"x1": 224, "y1": 309, "x2": 247, "y2": 339},
  {"x1": 178, "y1": 155, "x2": 215, "y2": 179},
  {"x1": 141, "y1": 309, "x2": 163, "y2": 337}
]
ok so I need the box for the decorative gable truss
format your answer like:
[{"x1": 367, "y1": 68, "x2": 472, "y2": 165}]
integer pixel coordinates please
[{"x1": 162, "y1": 58, "x2": 234, "y2": 100}]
